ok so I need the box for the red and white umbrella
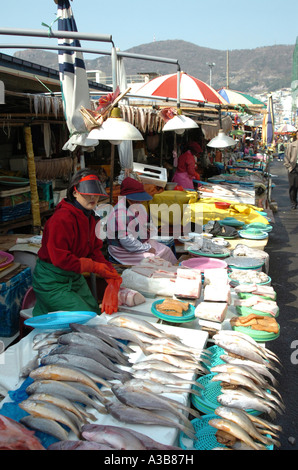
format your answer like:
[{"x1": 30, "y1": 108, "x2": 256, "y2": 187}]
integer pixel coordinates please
[
  {"x1": 274, "y1": 123, "x2": 297, "y2": 135},
  {"x1": 135, "y1": 72, "x2": 228, "y2": 105}
]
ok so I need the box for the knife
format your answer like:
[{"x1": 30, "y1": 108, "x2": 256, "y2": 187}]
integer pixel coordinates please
[{"x1": 117, "y1": 306, "x2": 153, "y2": 318}]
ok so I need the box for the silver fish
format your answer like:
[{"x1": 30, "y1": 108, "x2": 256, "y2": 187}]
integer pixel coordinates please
[
  {"x1": 49, "y1": 343, "x2": 124, "y2": 375},
  {"x1": 112, "y1": 383, "x2": 199, "y2": 429},
  {"x1": 124, "y1": 378, "x2": 202, "y2": 399},
  {"x1": 105, "y1": 401, "x2": 197, "y2": 440},
  {"x1": 99, "y1": 324, "x2": 147, "y2": 349},
  {"x1": 48, "y1": 440, "x2": 115, "y2": 450},
  {"x1": 214, "y1": 406, "x2": 280, "y2": 448},
  {"x1": 217, "y1": 388, "x2": 277, "y2": 419},
  {"x1": 26, "y1": 379, "x2": 107, "y2": 410},
  {"x1": 213, "y1": 335, "x2": 271, "y2": 366},
  {"x1": 132, "y1": 368, "x2": 204, "y2": 389},
  {"x1": 40, "y1": 353, "x2": 130, "y2": 384},
  {"x1": 139, "y1": 353, "x2": 207, "y2": 374},
  {"x1": 58, "y1": 332, "x2": 128, "y2": 366},
  {"x1": 209, "y1": 418, "x2": 267, "y2": 450},
  {"x1": 69, "y1": 323, "x2": 133, "y2": 355},
  {"x1": 25, "y1": 393, "x2": 90, "y2": 423},
  {"x1": 220, "y1": 355, "x2": 280, "y2": 383},
  {"x1": 108, "y1": 315, "x2": 180, "y2": 340},
  {"x1": 211, "y1": 372, "x2": 268, "y2": 398},
  {"x1": 20, "y1": 416, "x2": 69, "y2": 441},
  {"x1": 82, "y1": 423, "x2": 146, "y2": 450},
  {"x1": 19, "y1": 400, "x2": 81, "y2": 437},
  {"x1": 29, "y1": 365, "x2": 104, "y2": 396},
  {"x1": 132, "y1": 360, "x2": 191, "y2": 374},
  {"x1": 82, "y1": 424, "x2": 181, "y2": 450},
  {"x1": 211, "y1": 363, "x2": 271, "y2": 389}
]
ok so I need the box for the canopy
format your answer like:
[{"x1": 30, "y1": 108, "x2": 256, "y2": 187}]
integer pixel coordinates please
[
  {"x1": 135, "y1": 72, "x2": 228, "y2": 105},
  {"x1": 217, "y1": 88, "x2": 266, "y2": 109},
  {"x1": 275, "y1": 123, "x2": 297, "y2": 134}
]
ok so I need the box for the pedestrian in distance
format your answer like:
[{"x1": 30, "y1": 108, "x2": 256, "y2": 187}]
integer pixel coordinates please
[{"x1": 284, "y1": 132, "x2": 298, "y2": 210}]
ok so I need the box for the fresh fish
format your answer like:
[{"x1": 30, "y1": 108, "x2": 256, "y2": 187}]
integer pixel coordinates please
[
  {"x1": 132, "y1": 368, "x2": 204, "y2": 389},
  {"x1": 147, "y1": 336, "x2": 212, "y2": 358},
  {"x1": 108, "y1": 315, "x2": 180, "y2": 340},
  {"x1": 211, "y1": 363, "x2": 272, "y2": 389},
  {"x1": 211, "y1": 372, "x2": 268, "y2": 398},
  {"x1": 214, "y1": 407, "x2": 280, "y2": 447},
  {"x1": 220, "y1": 355, "x2": 280, "y2": 383},
  {"x1": 105, "y1": 401, "x2": 197, "y2": 440},
  {"x1": 112, "y1": 383, "x2": 198, "y2": 429},
  {"x1": 20, "y1": 416, "x2": 69, "y2": 441},
  {"x1": 49, "y1": 343, "x2": 124, "y2": 375},
  {"x1": 132, "y1": 360, "x2": 191, "y2": 374},
  {"x1": 143, "y1": 343, "x2": 202, "y2": 361},
  {"x1": 120, "y1": 428, "x2": 182, "y2": 450},
  {"x1": 208, "y1": 418, "x2": 267, "y2": 450},
  {"x1": 19, "y1": 400, "x2": 81, "y2": 437},
  {"x1": 214, "y1": 331, "x2": 281, "y2": 365},
  {"x1": 40, "y1": 353, "x2": 130, "y2": 384},
  {"x1": 124, "y1": 378, "x2": 202, "y2": 399},
  {"x1": 69, "y1": 323, "x2": 133, "y2": 355},
  {"x1": 29, "y1": 365, "x2": 104, "y2": 396},
  {"x1": 19, "y1": 357, "x2": 40, "y2": 378},
  {"x1": 58, "y1": 332, "x2": 128, "y2": 366},
  {"x1": 140, "y1": 353, "x2": 208, "y2": 374},
  {"x1": 82, "y1": 424, "x2": 181, "y2": 450},
  {"x1": 48, "y1": 440, "x2": 116, "y2": 450},
  {"x1": 81, "y1": 423, "x2": 146, "y2": 450},
  {"x1": 24, "y1": 393, "x2": 90, "y2": 423},
  {"x1": 26, "y1": 379, "x2": 107, "y2": 411},
  {"x1": 217, "y1": 388, "x2": 278, "y2": 419},
  {"x1": 248, "y1": 414, "x2": 282, "y2": 435},
  {"x1": 99, "y1": 324, "x2": 148, "y2": 349},
  {"x1": 213, "y1": 335, "x2": 272, "y2": 366}
]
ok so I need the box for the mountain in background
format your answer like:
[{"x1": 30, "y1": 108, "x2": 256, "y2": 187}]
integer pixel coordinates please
[{"x1": 14, "y1": 39, "x2": 295, "y2": 93}]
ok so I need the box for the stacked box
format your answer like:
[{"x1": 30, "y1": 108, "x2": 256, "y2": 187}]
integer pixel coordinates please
[{"x1": 0, "y1": 266, "x2": 32, "y2": 337}]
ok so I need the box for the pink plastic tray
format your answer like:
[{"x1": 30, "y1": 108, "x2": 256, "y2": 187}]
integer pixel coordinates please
[
  {"x1": 180, "y1": 257, "x2": 228, "y2": 271},
  {"x1": 0, "y1": 250, "x2": 14, "y2": 269}
]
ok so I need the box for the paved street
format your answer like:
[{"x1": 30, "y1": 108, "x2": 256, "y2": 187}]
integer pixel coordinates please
[{"x1": 265, "y1": 159, "x2": 298, "y2": 450}]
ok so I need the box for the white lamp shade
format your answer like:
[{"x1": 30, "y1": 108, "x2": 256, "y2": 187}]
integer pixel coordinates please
[
  {"x1": 162, "y1": 115, "x2": 199, "y2": 133},
  {"x1": 207, "y1": 129, "x2": 237, "y2": 148},
  {"x1": 88, "y1": 117, "x2": 143, "y2": 142}
]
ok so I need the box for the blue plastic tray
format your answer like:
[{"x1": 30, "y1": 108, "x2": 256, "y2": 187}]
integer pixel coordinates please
[
  {"x1": 151, "y1": 299, "x2": 195, "y2": 323},
  {"x1": 24, "y1": 311, "x2": 97, "y2": 329}
]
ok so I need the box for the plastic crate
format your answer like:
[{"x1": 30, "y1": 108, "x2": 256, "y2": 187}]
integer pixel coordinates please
[
  {"x1": 37, "y1": 181, "x2": 54, "y2": 208},
  {"x1": 0, "y1": 201, "x2": 31, "y2": 222},
  {"x1": 0, "y1": 266, "x2": 32, "y2": 337},
  {"x1": 133, "y1": 162, "x2": 167, "y2": 188}
]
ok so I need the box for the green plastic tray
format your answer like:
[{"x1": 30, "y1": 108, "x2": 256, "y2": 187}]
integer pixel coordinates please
[
  {"x1": 151, "y1": 299, "x2": 195, "y2": 323},
  {"x1": 236, "y1": 305, "x2": 279, "y2": 318},
  {"x1": 232, "y1": 324, "x2": 280, "y2": 342}
]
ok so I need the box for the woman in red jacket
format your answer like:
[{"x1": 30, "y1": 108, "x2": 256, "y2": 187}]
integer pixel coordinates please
[
  {"x1": 172, "y1": 141, "x2": 202, "y2": 189},
  {"x1": 32, "y1": 169, "x2": 121, "y2": 316}
]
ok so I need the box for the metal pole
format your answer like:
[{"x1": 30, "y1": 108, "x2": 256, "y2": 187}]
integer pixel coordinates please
[{"x1": 0, "y1": 27, "x2": 112, "y2": 43}]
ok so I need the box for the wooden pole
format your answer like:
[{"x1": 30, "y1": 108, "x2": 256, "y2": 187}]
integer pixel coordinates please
[{"x1": 23, "y1": 125, "x2": 41, "y2": 233}]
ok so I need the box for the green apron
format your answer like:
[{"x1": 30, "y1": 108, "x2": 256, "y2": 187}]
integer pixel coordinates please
[{"x1": 32, "y1": 259, "x2": 101, "y2": 317}]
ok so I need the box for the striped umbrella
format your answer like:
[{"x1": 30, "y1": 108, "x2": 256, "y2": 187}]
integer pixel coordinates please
[
  {"x1": 217, "y1": 88, "x2": 265, "y2": 108},
  {"x1": 135, "y1": 72, "x2": 227, "y2": 105},
  {"x1": 262, "y1": 94, "x2": 275, "y2": 148},
  {"x1": 275, "y1": 123, "x2": 297, "y2": 134},
  {"x1": 57, "y1": 0, "x2": 98, "y2": 151}
]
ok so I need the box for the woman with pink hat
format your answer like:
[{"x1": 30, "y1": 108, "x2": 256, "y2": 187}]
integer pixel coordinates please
[{"x1": 106, "y1": 177, "x2": 177, "y2": 265}]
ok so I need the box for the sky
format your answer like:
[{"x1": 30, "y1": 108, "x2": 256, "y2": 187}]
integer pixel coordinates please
[{"x1": 0, "y1": 0, "x2": 297, "y2": 59}]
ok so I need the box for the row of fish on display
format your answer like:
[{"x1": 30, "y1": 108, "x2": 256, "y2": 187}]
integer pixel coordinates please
[
  {"x1": 15, "y1": 315, "x2": 211, "y2": 450},
  {"x1": 207, "y1": 330, "x2": 284, "y2": 450}
]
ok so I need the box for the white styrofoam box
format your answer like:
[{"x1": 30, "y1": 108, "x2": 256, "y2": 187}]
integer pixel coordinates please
[
  {"x1": 133, "y1": 162, "x2": 167, "y2": 188},
  {"x1": 53, "y1": 189, "x2": 67, "y2": 205}
]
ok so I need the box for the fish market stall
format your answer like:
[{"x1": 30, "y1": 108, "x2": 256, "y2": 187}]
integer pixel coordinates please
[{"x1": 0, "y1": 313, "x2": 209, "y2": 450}]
